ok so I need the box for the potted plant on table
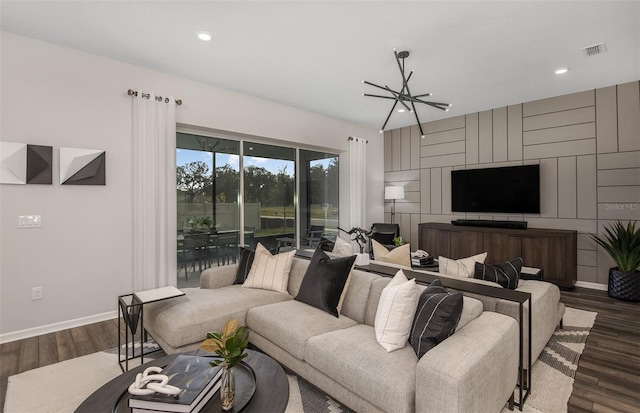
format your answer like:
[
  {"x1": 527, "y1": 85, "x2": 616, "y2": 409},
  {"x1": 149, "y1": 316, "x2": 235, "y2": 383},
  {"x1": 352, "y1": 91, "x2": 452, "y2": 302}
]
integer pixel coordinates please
[
  {"x1": 200, "y1": 319, "x2": 249, "y2": 411},
  {"x1": 591, "y1": 221, "x2": 640, "y2": 302}
]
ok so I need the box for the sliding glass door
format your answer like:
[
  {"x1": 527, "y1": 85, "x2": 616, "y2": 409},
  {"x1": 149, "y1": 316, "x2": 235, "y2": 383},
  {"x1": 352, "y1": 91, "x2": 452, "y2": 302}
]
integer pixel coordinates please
[
  {"x1": 243, "y1": 142, "x2": 296, "y2": 252},
  {"x1": 299, "y1": 150, "x2": 339, "y2": 247},
  {"x1": 176, "y1": 133, "x2": 239, "y2": 287}
]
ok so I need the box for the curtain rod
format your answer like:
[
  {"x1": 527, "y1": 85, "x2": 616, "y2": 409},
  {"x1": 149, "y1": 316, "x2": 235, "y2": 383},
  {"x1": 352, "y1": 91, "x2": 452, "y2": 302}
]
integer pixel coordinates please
[
  {"x1": 127, "y1": 89, "x2": 183, "y2": 105},
  {"x1": 348, "y1": 136, "x2": 368, "y2": 143}
]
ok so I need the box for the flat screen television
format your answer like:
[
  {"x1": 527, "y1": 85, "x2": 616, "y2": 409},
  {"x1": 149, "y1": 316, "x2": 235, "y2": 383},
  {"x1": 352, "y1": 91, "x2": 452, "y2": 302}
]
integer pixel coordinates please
[{"x1": 451, "y1": 165, "x2": 540, "y2": 214}]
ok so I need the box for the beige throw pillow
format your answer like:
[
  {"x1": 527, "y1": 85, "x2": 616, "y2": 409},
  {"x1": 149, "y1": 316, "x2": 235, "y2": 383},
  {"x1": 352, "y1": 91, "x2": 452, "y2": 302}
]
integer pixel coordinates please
[
  {"x1": 372, "y1": 239, "x2": 411, "y2": 267},
  {"x1": 332, "y1": 236, "x2": 355, "y2": 256},
  {"x1": 438, "y1": 252, "x2": 488, "y2": 278},
  {"x1": 243, "y1": 243, "x2": 296, "y2": 293},
  {"x1": 374, "y1": 269, "x2": 419, "y2": 352}
]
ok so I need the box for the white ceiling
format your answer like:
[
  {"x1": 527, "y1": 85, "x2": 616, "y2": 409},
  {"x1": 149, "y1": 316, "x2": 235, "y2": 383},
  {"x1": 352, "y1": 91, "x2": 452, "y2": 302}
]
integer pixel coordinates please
[{"x1": 2, "y1": 1, "x2": 639, "y2": 131}]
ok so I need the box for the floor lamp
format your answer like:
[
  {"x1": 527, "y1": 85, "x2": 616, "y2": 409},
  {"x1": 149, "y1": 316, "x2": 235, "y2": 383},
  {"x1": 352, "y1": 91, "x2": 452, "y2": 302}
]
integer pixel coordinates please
[{"x1": 384, "y1": 186, "x2": 404, "y2": 224}]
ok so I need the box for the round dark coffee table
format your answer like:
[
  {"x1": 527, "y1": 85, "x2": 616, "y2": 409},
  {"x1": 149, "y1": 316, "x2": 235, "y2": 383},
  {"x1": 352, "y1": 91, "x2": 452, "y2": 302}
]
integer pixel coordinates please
[{"x1": 75, "y1": 349, "x2": 289, "y2": 413}]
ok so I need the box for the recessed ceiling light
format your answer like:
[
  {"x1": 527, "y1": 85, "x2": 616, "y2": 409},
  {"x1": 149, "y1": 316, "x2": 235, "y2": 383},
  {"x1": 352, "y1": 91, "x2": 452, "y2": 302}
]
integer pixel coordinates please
[
  {"x1": 554, "y1": 67, "x2": 570, "y2": 75},
  {"x1": 197, "y1": 31, "x2": 212, "y2": 42}
]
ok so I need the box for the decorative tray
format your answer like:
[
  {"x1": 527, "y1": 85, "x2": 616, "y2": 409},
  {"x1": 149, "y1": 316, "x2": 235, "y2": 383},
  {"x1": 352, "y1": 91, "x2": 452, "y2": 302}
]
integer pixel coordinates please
[{"x1": 114, "y1": 360, "x2": 256, "y2": 413}]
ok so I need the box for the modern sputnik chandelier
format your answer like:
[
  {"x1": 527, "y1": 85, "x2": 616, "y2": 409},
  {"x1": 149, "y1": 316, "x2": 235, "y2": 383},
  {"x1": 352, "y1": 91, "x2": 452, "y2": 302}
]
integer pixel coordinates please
[{"x1": 363, "y1": 49, "x2": 452, "y2": 138}]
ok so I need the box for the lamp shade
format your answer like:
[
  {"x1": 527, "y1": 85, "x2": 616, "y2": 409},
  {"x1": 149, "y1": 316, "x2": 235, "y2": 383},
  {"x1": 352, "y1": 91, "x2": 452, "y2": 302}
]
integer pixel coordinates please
[{"x1": 384, "y1": 186, "x2": 405, "y2": 200}]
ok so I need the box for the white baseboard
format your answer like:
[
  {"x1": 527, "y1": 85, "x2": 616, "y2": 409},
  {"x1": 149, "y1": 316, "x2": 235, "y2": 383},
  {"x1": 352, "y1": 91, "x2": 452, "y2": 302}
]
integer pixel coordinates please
[
  {"x1": 574, "y1": 281, "x2": 608, "y2": 291},
  {"x1": 0, "y1": 310, "x2": 118, "y2": 344}
]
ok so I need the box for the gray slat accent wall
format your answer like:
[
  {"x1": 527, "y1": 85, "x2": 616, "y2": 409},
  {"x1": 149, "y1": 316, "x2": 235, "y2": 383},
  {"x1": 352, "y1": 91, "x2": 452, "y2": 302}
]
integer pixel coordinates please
[{"x1": 383, "y1": 81, "x2": 640, "y2": 286}]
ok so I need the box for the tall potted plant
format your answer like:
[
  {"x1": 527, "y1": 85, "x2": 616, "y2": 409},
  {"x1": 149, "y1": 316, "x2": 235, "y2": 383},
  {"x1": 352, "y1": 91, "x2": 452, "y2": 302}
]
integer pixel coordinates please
[{"x1": 591, "y1": 221, "x2": 640, "y2": 302}]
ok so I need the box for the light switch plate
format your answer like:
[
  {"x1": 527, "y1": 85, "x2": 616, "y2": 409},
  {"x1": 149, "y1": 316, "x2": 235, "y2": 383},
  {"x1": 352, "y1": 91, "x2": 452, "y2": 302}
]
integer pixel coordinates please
[{"x1": 18, "y1": 215, "x2": 42, "y2": 228}]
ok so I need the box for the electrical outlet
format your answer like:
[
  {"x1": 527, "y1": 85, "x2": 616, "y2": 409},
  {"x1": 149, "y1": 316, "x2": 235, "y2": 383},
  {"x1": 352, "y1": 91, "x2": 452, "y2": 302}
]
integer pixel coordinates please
[
  {"x1": 32, "y1": 286, "x2": 43, "y2": 301},
  {"x1": 19, "y1": 215, "x2": 42, "y2": 228}
]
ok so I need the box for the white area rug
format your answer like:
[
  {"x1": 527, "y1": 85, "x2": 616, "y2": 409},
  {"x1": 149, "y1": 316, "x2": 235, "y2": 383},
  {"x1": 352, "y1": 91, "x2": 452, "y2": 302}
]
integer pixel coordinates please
[
  {"x1": 5, "y1": 307, "x2": 596, "y2": 413},
  {"x1": 502, "y1": 307, "x2": 597, "y2": 413}
]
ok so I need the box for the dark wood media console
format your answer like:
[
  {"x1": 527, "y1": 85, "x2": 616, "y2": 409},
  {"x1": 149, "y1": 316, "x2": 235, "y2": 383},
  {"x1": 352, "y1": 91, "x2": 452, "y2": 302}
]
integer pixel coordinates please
[{"x1": 418, "y1": 222, "x2": 577, "y2": 289}]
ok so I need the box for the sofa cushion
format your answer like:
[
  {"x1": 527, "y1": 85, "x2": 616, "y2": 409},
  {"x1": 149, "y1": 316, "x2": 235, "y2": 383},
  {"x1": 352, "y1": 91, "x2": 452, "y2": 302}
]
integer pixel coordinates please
[
  {"x1": 409, "y1": 279, "x2": 463, "y2": 358},
  {"x1": 474, "y1": 257, "x2": 522, "y2": 289},
  {"x1": 144, "y1": 286, "x2": 291, "y2": 349},
  {"x1": 246, "y1": 300, "x2": 357, "y2": 360},
  {"x1": 339, "y1": 270, "x2": 380, "y2": 324},
  {"x1": 243, "y1": 243, "x2": 296, "y2": 293},
  {"x1": 295, "y1": 248, "x2": 356, "y2": 317},
  {"x1": 374, "y1": 270, "x2": 419, "y2": 352},
  {"x1": 286, "y1": 258, "x2": 311, "y2": 297},
  {"x1": 365, "y1": 277, "x2": 393, "y2": 326},
  {"x1": 372, "y1": 239, "x2": 411, "y2": 267},
  {"x1": 306, "y1": 324, "x2": 418, "y2": 413},
  {"x1": 497, "y1": 279, "x2": 562, "y2": 361},
  {"x1": 438, "y1": 252, "x2": 487, "y2": 278}
]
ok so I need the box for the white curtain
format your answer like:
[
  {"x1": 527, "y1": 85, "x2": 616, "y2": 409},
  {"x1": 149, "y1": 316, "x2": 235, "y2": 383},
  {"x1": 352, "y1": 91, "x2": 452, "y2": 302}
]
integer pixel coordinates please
[
  {"x1": 348, "y1": 137, "x2": 367, "y2": 234},
  {"x1": 132, "y1": 92, "x2": 177, "y2": 291}
]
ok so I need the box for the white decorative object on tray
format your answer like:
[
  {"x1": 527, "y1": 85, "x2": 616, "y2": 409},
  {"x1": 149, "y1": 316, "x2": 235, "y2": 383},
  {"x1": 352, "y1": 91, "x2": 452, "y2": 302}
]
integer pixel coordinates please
[{"x1": 128, "y1": 366, "x2": 181, "y2": 396}]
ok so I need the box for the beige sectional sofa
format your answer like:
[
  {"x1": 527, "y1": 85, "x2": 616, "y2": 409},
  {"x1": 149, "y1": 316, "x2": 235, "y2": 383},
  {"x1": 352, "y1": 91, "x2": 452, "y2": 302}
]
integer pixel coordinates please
[{"x1": 145, "y1": 256, "x2": 520, "y2": 413}]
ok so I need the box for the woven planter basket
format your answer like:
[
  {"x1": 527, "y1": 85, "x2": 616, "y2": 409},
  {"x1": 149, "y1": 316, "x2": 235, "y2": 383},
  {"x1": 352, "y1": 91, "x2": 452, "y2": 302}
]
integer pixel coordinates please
[{"x1": 608, "y1": 268, "x2": 640, "y2": 302}]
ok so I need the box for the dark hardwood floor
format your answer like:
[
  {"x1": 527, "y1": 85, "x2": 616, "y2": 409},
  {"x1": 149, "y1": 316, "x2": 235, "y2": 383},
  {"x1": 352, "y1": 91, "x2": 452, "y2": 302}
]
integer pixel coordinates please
[
  {"x1": 561, "y1": 288, "x2": 640, "y2": 413},
  {"x1": 0, "y1": 287, "x2": 638, "y2": 412}
]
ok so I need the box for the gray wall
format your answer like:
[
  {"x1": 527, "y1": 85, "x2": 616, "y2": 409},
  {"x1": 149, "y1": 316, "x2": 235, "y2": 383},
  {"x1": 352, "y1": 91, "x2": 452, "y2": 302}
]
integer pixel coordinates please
[{"x1": 384, "y1": 81, "x2": 640, "y2": 287}]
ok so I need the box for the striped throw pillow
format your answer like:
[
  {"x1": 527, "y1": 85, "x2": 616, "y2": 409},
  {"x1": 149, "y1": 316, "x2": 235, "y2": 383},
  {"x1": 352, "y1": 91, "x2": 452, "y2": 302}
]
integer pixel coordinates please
[
  {"x1": 408, "y1": 279, "x2": 463, "y2": 358},
  {"x1": 474, "y1": 257, "x2": 523, "y2": 289},
  {"x1": 242, "y1": 243, "x2": 296, "y2": 293}
]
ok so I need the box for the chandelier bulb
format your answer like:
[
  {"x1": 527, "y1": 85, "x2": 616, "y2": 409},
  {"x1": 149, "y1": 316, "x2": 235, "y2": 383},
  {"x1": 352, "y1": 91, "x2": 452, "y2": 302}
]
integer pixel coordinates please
[
  {"x1": 421, "y1": 135, "x2": 426, "y2": 139},
  {"x1": 379, "y1": 130, "x2": 384, "y2": 134}
]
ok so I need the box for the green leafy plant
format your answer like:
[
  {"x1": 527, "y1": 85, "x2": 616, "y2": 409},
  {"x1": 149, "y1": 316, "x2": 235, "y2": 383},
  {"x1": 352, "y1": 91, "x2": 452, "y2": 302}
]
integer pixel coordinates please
[
  {"x1": 188, "y1": 216, "x2": 213, "y2": 230},
  {"x1": 200, "y1": 319, "x2": 249, "y2": 368},
  {"x1": 591, "y1": 221, "x2": 640, "y2": 273},
  {"x1": 393, "y1": 236, "x2": 405, "y2": 246}
]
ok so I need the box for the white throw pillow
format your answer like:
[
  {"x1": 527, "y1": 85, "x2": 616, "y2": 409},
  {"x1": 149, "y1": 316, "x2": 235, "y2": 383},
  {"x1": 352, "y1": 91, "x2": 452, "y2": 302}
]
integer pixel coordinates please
[
  {"x1": 243, "y1": 243, "x2": 296, "y2": 293},
  {"x1": 332, "y1": 236, "x2": 355, "y2": 256},
  {"x1": 371, "y1": 239, "x2": 411, "y2": 267},
  {"x1": 438, "y1": 252, "x2": 488, "y2": 278},
  {"x1": 374, "y1": 269, "x2": 419, "y2": 352}
]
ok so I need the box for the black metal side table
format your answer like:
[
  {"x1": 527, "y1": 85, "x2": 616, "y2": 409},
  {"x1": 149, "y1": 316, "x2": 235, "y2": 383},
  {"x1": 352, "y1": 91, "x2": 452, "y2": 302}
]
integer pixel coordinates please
[{"x1": 118, "y1": 286, "x2": 184, "y2": 372}]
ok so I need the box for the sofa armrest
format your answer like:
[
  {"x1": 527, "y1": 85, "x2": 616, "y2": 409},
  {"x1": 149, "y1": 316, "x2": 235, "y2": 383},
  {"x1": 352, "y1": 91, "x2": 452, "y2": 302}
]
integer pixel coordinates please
[
  {"x1": 416, "y1": 312, "x2": 519, "y2": 413},
  {"x1": 200, "y1": 264, "x2": 238, "y2": 289}
]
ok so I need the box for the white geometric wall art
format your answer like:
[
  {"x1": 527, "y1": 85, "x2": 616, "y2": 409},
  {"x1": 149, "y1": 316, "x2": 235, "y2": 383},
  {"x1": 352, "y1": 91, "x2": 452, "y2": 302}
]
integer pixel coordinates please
[
  {"x1": 1, "y1": 142, "x2": 28, "y2": 184},
  {"x1": 1, "y1": 142, "x2": 54, "y2": 185},
  {"x1": 60, "y1": 147, "x2": 106, "y2": 185}
]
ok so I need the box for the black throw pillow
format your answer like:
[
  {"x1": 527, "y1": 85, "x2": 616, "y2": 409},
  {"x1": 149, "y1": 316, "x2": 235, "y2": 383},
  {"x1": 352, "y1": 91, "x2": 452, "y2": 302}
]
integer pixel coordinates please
[
  {"x1": 408, "y1": 279, "x2": 463, "y2": 358},
  {"x1": 295, "y1": 248, "x2": 356, "y2": 317},
  {"x1": 235, "y1": 248, "x2": 255, "y2": 284},
  {"x1": 474, "y1": 257, "x2": 523, "y2": 289}
]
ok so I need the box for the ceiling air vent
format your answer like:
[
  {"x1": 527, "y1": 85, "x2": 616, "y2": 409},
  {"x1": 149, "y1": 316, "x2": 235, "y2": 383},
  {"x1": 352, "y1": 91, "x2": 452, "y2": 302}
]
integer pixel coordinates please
[{"x1": 581, "y1": 42, "x2": 607, "y2": 57}]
